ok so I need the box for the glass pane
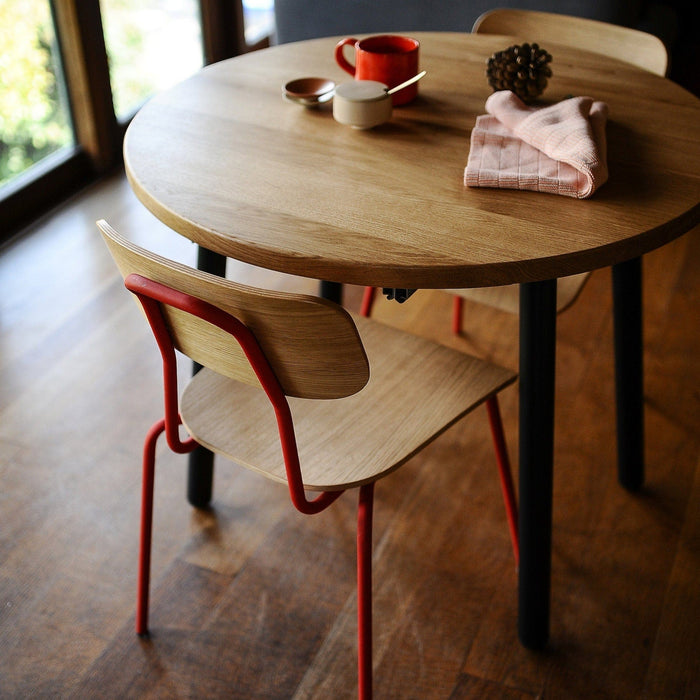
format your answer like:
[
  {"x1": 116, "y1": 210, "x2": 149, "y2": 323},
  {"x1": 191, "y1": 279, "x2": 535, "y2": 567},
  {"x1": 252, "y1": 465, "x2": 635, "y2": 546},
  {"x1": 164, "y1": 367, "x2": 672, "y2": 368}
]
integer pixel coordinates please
[
  {"x1": 243, "y1": 0, "x2": 275, "y2": 46},
  {"x1": 100, "y1": 0, "x2": 203, "y2": 120},
  {"x1": 0, "y1": 1, "x2": 74, "y2": 190}
]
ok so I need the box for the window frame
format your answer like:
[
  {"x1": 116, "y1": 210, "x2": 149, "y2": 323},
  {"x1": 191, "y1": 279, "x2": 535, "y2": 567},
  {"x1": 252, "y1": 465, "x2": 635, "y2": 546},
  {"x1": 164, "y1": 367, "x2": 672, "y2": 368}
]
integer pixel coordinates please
[{"x1": 1, "y1": 0, "x2": 254, "y2": 244}]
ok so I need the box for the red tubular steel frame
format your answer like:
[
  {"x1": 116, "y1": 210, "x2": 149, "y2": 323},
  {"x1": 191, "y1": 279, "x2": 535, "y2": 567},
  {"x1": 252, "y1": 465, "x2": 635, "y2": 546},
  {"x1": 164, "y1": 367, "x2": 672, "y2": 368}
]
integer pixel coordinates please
[
  {"x1": 124, "y1": 274, "x2": 374, "y2": 698},
  {"x1": 357, "y1": 482, "x2": 374, "y2": 700},
  {"x1": 363, "y1": 287, "x2": 484, "y2": 339},
  {"x1": 358, "y1": 288, "x2": 519, "y2": 566},
  {"x1": 486, "y1": 395, "x2": 519, "y2": 565},
  {"x1": 452, "y1": 296, "x2": 464, "y2": 335},
  {"x1": 360, "y1": 286, "x2": 377, "y2": 318}
]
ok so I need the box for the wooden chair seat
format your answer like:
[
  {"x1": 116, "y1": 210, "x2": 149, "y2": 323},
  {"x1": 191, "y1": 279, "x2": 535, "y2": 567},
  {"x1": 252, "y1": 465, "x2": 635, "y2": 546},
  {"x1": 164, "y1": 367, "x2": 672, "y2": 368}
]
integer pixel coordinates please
[{"x1": 182, "y1": 313, "x2": 516, "y2": 491}]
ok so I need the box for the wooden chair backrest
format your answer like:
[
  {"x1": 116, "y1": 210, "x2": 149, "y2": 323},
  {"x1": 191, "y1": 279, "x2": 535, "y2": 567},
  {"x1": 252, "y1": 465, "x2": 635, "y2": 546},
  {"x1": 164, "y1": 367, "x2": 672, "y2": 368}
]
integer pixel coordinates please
[
  {"x1": 97, "y1": 220, "x2": 369, "y2": 400},
  {"x1": 473, "y1": 8, "x2": 668, "y2": 76}
]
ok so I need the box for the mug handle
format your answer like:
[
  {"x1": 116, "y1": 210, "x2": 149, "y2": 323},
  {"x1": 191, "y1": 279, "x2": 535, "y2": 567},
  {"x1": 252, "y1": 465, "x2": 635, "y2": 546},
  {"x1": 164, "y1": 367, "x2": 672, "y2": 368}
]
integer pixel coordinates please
[{"x1": 334, "y1": 37, "x2": 357, "y2": 76}]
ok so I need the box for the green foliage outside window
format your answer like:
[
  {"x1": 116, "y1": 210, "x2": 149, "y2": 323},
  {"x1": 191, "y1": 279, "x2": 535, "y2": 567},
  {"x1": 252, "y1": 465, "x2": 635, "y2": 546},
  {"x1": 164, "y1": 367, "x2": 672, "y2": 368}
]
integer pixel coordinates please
[
  {"x1": 101, "y1": 0, "x2": 203, "y2": 120},
  {"x1": 0, "y1": 0, "x2": 203, "y2": 190},
  {"x1": 101, "y1": 0, "x2": 153, "y2": 119},
  {"x1": 0, "y1": 1, "x2": 73, "y2": 188}
]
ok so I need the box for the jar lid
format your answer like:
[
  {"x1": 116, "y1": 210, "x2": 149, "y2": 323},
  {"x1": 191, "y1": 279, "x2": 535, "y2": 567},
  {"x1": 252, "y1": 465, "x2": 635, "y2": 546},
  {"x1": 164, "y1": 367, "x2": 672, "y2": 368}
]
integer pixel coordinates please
[{"x1": 335, "y1": 80, "x2": 389, "y2": 102}]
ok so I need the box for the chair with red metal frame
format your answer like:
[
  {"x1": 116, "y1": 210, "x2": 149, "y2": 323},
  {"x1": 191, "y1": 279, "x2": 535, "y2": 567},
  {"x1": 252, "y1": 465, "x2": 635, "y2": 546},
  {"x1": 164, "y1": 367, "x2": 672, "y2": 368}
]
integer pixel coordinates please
[
  {"x1": 360, "y1": 8, "x2": 669, "y2": 334},
  {"x1": 98, "y1": 219, "x2": 518, "y2": 700}
]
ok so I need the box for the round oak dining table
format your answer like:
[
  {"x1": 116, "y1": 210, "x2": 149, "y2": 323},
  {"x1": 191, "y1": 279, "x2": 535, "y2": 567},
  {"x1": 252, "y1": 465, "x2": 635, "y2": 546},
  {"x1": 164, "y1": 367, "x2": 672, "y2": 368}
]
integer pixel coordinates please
[{"x1": 123, "y1": 32, "x2": 700, "y2": 650}]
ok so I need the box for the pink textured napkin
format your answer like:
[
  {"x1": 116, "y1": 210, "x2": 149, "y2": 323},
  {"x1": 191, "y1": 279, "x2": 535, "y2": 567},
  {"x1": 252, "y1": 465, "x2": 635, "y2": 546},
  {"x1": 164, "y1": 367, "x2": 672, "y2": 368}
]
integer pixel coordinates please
[{"x1": 465, "y1": 91, "x2": 609, "y2": 199}]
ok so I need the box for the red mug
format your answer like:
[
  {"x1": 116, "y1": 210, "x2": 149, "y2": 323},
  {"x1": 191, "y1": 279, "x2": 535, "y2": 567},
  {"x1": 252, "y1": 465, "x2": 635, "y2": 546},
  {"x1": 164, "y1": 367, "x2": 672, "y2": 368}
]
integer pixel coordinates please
[{"x1": 334, "y1": 35, "x2": 420, "y2": 106}]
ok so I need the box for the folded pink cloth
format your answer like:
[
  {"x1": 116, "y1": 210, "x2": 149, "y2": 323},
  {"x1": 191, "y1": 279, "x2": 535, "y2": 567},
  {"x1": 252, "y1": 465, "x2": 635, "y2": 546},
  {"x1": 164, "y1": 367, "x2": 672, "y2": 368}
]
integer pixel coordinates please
[{"x1": 465, "y1": 91, "x2": 609, "y2": 198}]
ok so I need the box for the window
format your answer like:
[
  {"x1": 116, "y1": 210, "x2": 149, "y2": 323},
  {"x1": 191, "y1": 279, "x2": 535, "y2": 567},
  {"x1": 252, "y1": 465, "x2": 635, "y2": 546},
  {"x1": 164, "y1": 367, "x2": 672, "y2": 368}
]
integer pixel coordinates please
[
  {"x1": 1, "y1": 0, "x2": 264, "y2": 244},
  {"x1": 0, "y1": 1, "x2": 74, "y2": 190},
  {"x1": 100, "y1": 0, "x2": 204, "y2": 121},
  {"x1": 242, "y1": 0, "x2": 275, "y2": 47}
]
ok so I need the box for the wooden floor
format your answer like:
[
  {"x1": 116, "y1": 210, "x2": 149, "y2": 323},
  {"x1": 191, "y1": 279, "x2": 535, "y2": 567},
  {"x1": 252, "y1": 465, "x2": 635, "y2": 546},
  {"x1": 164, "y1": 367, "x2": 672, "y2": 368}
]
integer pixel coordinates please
[{"x1": 0, "y1": 172, "x2": 698, "y2": 698}]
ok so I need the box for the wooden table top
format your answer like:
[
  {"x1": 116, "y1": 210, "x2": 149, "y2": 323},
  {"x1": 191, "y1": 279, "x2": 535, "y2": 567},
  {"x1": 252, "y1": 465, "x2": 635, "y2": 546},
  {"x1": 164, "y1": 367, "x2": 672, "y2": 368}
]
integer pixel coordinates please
[{"x1": 124, "y1": 32, "x2": 700, "y2": 289}]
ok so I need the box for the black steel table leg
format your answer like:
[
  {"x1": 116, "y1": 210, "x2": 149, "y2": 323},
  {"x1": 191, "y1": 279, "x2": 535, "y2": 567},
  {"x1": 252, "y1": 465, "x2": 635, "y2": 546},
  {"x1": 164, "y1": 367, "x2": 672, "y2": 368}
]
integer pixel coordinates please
[
  {"x1": 518, "y1": 279, "x2": 557, "y2": 650},
  {"x1": 187, "y1": 246, "x2": 227, "y2": 508},
  {"x1": 612, "y1": 257, "x2": 644, "y2": 491},
  {"x1": 187, "y1": 441, "x2": 215, "y2": 508},
  {"x1": 319, "y1": 280, "x2": 342, "y2": 303}
]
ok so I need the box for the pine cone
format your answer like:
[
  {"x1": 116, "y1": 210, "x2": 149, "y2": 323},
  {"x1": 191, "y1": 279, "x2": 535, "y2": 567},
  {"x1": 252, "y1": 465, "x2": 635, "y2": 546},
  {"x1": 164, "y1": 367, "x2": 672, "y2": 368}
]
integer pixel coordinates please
[{"x1": 486, "y1": 43, "x2": 553, "y2": 102}]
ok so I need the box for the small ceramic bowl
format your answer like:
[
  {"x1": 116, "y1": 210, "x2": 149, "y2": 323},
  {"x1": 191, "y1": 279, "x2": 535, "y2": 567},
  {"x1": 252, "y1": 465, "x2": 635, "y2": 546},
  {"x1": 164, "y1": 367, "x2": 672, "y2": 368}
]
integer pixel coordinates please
[
  {"x1": 284, "y1": 77, "x2": 336, "y2": 107},
  {"x1": 332, "y1": 81, "x2": 392, "y2": 129}
]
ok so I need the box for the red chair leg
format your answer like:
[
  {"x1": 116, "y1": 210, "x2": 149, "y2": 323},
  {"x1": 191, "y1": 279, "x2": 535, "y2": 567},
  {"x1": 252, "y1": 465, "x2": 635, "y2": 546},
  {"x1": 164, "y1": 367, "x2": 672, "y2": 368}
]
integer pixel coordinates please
[
  {"x1": 485, "y1": 396, "x2": 519, "y2": 566},
  {"x1": 357, "y1": 482, "x2": 375, "y2": 700},
  {"x1": 451, "y1": 295, "x2": 463, "y2": 335},
  {"x1": 360, "y1": 287, "x2": 377, "y2": 318},
  {"x1": 136, "y1": 419, "x2": 165, "y2": 636}
]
